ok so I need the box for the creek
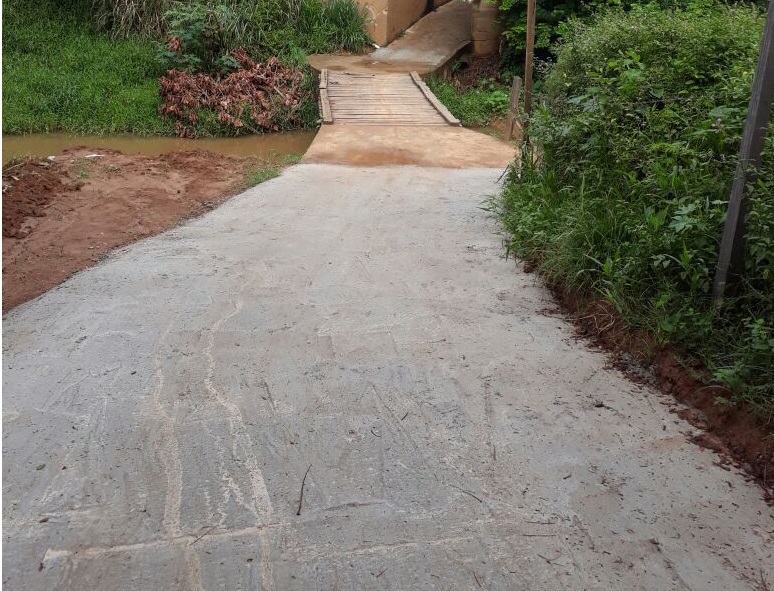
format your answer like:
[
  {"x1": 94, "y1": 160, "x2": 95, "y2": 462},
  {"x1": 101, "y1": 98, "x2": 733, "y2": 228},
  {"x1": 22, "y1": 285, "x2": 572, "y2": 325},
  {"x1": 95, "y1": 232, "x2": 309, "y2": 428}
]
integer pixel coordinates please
[{"x1": 2, "y1": 131, "x2": 317, "y2": 164}]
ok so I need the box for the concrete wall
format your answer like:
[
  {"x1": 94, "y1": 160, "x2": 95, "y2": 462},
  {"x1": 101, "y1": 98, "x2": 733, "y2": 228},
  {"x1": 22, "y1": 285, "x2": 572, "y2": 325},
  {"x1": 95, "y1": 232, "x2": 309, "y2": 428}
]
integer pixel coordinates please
[
  {"x1": 361, "y1": 0, "x2": 390, "y2": 47},
  {"x1": 361, "y1": 0, "x2": 435, "y2": 46},
  {"x1": 471, "y1": 0, "x2": 501, "y2": 56},
  {"x1": 387, "y1": 0, "x2": 426, "y2": 44}
]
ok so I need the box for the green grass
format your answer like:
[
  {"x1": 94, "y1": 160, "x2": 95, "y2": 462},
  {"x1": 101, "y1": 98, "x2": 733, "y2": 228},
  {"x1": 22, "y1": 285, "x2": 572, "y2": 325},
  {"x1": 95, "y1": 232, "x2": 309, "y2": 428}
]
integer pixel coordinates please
[
  {"x1": 3, "y1": 1, "x2": 170, "y2": 135},
  {"x1": 243, "y1": 153, "x2": 303, "y2": 187},
  {"x1": 425, "y1": 76, "x2": 510, "y2": 127},
  {"x1": 3, "y1": 0, "x2": 368, "y2": 136}
]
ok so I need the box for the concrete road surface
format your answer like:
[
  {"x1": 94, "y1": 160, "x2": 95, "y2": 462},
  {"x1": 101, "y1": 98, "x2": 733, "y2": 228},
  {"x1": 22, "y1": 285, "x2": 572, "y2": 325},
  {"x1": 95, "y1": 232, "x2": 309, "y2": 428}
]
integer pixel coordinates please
[{"x1": 3, "y1": 164, "x2": 773, "y2": 590}]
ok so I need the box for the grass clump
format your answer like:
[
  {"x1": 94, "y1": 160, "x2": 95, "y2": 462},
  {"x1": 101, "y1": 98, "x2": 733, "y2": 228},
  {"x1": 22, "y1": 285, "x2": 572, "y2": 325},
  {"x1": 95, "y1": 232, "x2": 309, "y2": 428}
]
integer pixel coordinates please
[
  {"x1": 493, "y1": 5, "x2": 774, "y2": 417},
  {"x1": 425, "y1": 77, "x2": 510, "y2": 127},
  {"x1": 3, "y1": 0, "x2": 169, "y2": 135},
  {"x1": 243, "y1": 153, "x2": 303, "y2": 188},
  {"x1": 245, "y1": 0, "x2": 372, "y2": 62}
]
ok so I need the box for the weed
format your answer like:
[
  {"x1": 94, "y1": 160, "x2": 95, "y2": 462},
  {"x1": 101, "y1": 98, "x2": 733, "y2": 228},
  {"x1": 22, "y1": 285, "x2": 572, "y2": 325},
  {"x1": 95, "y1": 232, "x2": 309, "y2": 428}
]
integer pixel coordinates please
[
  {"x1": 426, "y1": 76, "x2": 510, "y2": 127},
  {"x1": 243, "y1": 153, "x2": 302, "y2": 187},
  {"x1": 74, "y1": 159, "x2": 94, "y2": 180},
  {"x1": 105, "y1": 164, "x2": 124, "y2": 176}
]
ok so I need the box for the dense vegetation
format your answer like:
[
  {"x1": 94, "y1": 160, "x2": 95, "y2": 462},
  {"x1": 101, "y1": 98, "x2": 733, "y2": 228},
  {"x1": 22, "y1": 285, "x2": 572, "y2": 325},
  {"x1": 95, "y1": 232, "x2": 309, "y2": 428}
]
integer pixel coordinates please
[
  {"x1": 152, "y1": 0, "x2": 371, "y2": 67},
  {"x1": 497, "y1": 0, "x2": 580, "y2": 75},
  {"x1": 495, "y1": 0, "x2": 769, "y2": 77},
  {"x1": 494, "y1": 5, "x2": 774, "y2": 417},
  {"x1": 2, "y1": 0, "x2": 370, "y2": 136},
  {"x1": 426, "y1": 77, "x2": 510, "y2": 127},
  {"x1": 94, "y1": 0, "x2": 370, "y2": 62}
]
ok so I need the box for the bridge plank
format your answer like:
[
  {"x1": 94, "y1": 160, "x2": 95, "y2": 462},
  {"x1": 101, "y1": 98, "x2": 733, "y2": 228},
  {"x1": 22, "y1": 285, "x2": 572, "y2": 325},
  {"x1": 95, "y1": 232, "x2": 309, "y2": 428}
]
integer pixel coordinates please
[{"x1": 325, "y1": 71, "x2": 455, "y2": 127}]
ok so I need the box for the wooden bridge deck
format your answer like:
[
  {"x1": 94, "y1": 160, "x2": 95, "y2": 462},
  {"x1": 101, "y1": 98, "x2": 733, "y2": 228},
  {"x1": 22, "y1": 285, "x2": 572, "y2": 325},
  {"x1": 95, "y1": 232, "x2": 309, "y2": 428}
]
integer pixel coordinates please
[{"x1": 319, "y1": 70, "x2": 460, "y2": 127}]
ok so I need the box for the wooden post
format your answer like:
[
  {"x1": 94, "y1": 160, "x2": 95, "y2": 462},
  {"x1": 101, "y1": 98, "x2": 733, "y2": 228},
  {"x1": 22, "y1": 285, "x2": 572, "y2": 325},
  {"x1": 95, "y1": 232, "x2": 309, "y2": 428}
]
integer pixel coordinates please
[
  {"x1": 523, "y1": 0, "x2": 537, "y2": 121},
  {"x1": 712, "y1": 0, "x2": 774, "y2": 302},
  {"x1": 506, "y1": 76, "x2": 522, "y2": 141}
]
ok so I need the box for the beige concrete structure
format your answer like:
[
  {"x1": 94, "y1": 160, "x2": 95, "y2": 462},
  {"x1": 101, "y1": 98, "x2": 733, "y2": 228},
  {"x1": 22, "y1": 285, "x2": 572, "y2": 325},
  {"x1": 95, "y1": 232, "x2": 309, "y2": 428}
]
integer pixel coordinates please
[
  {"x1": 354, "y1": 0, "x2": 500, "y2": 59},
  {"x1": 471, "y1": 0, "x2": 502, "y2": 56},
  {"x1": 361, "y1": 0, "x2": 454, "y2": 47},
  {"x1": 309, "y1": 0, "x2": 472, "y2": 75}
]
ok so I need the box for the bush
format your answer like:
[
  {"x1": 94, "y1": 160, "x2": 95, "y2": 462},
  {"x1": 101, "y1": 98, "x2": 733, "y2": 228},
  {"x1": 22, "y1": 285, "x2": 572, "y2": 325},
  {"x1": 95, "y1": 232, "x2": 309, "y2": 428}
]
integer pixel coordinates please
[
  {"x1": 158, "y1": 50, "x2": 317, "y2": 136},
  {"x1": 494, "y1": 5, "x2": 774, "y2": 417},
  {"x1": 156, "y1": 1, "x2": 243, "y2": 73},
  {"x1": 496, "y1": 0, "x2": 768, "y2": 77}
]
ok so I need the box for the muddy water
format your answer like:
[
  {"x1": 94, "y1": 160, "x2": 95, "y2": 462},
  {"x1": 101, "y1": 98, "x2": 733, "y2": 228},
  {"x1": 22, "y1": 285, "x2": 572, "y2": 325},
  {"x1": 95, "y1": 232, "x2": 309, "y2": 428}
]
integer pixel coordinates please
[{"x1": 2, "y1": 131, "x2": 317, "y2": 164}]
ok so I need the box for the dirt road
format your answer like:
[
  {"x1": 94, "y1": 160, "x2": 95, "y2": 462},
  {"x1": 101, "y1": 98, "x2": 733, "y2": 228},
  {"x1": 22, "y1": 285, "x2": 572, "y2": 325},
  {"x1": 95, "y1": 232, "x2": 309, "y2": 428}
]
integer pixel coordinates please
[{"x1": 3, "y1": 163, "x2": 772, "y2": 590}]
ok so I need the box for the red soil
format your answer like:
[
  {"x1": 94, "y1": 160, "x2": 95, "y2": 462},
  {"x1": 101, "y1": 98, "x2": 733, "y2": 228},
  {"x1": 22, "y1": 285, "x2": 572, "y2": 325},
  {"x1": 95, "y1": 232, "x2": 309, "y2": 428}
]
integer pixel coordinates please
[{"x1": 2, "y1": 147, "x2": 250, "y2": 312}]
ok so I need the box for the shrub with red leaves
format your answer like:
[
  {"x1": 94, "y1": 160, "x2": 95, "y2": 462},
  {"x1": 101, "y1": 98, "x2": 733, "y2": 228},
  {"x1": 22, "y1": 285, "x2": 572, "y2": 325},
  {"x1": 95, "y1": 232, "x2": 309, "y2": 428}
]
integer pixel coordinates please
[{"x1": 159, "y1": 49, "x2": 311, "y2": 137}]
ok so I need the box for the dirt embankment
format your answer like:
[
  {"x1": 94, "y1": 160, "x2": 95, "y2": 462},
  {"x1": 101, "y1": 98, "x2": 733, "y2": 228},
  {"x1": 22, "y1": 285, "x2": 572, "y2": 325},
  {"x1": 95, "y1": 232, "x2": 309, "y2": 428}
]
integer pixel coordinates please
[
  {"x1": 3, "y1": 148, "x2": 250, "y2": 312},
  {"x1": 540, "y1": 275, "x2": 774, "y2": 500}
]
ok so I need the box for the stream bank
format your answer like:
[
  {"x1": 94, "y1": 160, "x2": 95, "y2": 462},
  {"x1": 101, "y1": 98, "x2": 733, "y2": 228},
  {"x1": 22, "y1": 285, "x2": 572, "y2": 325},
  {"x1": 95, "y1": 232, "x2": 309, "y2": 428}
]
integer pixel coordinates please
[
  {"x1": 2, "y1": 145, "x2": 306, "y2": 312},
  {"x1": 2, "y1": 132, "x2": 316, "y2": 165}
]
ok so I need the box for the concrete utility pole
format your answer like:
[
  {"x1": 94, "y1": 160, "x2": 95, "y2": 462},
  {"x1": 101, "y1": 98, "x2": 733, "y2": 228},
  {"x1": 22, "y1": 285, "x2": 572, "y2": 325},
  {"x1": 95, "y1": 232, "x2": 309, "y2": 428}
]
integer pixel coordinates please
[
  {"x1": 712, "y1": 0, "x2": 774, "y2": 302},
  {"x1": 523, "y1": 0, "x2": 537, "y2": 120}
]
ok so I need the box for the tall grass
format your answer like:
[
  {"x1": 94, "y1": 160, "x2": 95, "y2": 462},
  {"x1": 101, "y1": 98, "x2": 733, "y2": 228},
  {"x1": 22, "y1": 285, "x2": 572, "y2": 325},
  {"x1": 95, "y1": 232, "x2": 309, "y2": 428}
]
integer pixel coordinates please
[
  {"x1": 94, "y1": 0, "x2": 169, "y2": 39},
  {"x1": 92, "y1": 0, "x2": 371, "y2": 61},
  {"x1": 425, "y1": 77, "x2": 510, "y2": 127},
  {"x1": 494, "y1": 5, "x2": 774, "y2": 418}
]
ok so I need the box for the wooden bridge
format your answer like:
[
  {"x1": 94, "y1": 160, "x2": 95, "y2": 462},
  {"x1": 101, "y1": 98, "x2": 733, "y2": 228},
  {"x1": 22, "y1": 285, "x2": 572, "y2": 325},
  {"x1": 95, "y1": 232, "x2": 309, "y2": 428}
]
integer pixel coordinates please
[{"x1": 319, "y1": 70, "x2": 460, "y2": 127}]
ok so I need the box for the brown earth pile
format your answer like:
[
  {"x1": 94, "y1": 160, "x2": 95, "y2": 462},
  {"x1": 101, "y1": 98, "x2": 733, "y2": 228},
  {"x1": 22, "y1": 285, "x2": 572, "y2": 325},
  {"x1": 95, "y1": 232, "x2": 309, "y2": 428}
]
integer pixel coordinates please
[{"x1": 2, "y1": 148, "x2": 248, "y2": 312}]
